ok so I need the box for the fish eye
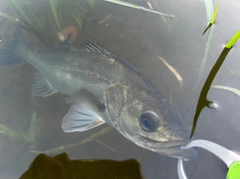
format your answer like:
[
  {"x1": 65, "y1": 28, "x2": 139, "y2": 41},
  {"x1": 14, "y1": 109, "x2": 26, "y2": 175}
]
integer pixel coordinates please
[{"x1": 138, "y1": 112, "x2": 159, "y2": 132}]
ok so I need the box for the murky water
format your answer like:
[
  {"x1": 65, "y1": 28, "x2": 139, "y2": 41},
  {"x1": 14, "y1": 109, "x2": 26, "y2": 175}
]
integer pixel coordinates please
[{"x1": 0, "y1": 0, "x2": 240, "y2": 178}]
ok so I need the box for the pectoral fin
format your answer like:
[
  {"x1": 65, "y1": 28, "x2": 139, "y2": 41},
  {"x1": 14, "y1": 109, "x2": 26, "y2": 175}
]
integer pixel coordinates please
[
  {"x1": 62, "y1": 89, "x2": 106, "y2": 133},
  {"x1": 31, "y1": 72, "x2": 57, "y2": 97}
]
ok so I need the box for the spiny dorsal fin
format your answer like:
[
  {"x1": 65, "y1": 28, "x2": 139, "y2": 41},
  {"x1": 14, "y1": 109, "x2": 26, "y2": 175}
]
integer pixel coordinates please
[{"x1": 79, "y1": 38, "x2": 117, "y2": 58}]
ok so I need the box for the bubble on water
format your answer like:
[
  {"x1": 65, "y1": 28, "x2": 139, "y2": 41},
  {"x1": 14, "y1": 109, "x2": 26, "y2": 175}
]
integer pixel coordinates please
[{"x1": 209, "y1": 102, "x2": 218, "y2": 109}]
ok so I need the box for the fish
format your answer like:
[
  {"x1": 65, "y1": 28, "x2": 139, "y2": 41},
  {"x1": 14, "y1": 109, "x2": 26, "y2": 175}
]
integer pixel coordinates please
[{"x1": 0, "y1": 29, "x2": 197, "y2": 159}]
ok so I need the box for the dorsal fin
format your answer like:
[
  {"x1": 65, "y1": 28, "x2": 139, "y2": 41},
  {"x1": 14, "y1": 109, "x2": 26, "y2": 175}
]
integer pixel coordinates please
[{"x1": 79, "y1": 38, "x2": 117, "y2": 58}]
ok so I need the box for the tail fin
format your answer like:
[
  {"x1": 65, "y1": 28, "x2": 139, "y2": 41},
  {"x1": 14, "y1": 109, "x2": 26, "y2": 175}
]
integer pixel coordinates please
[{"x1": 0, "y1": 28, "x2": 23, "y2": 65}]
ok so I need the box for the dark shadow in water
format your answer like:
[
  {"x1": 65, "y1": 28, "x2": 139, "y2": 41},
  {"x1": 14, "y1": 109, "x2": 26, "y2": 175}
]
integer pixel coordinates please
[
  {"x1": 19, "y1": 152, "x2": 144, "y2": 179},
  {"x1": 191, "y1": 47, "x2": 232, "y2": 138}
]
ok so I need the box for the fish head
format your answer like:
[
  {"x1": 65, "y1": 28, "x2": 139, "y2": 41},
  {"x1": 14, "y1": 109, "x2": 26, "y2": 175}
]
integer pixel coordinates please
[{"x1": 106, "y1": 84, "x2": 197, "y2": 159}]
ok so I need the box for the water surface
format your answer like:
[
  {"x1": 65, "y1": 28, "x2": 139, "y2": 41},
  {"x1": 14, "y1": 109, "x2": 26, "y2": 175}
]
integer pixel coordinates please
[{"x1": 0, "y1": 0, "x2": 240, "y2": 178}]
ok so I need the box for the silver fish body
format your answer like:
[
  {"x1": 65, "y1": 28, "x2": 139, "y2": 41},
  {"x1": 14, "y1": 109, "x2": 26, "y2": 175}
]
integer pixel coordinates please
[{"x1": 1, "y1": 32, "x2": 197, "y2": 159}]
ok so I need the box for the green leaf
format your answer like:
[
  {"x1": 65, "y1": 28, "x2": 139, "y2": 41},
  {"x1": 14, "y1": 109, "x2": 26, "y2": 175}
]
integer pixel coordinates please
[
  {"x1": 190, "y1": 47, "x2": 232, "y2": 138},
  {"x1": 27, "y1": 111, "x2": 37, "y2": 143},
  {"x1": 225, "y1": 30, "x2": 240, "y2": 49},
  {"x1": 204, "y1": 0, "x2": 213, "y2": 22},
  {"x1": 104, "y1": 0, "x2": 174, "y2": 18},
  {"x1": 0, "y1": 11, "x2": 25, "y2": 26},
  {"x1": 69, "y1": 7, "x2": 83, "y2": 29},
  {"x1": 202, "y1": 23, "x2": 212, "y2": 35},
  {"x1": 49, "y1": 0, "x2": 65, "y2": 29},
  {"x1": 210, "y1": 1, "x2": 220, "y2": 24},
  {"x1": 49, "y1": 0, "x2": 60, "y2": 29},
  {"x1": 202, "y1": 1, "x2": 219, "y2": 35},
  {"x1": 0, "y1": 111, "x2": 37, "y2": 144},
  {"x1": 8, "y1": 0, "x2": 31, "y2": 25},
  {"x1": 0, "y1": 123, "x2": 25, "y2": 141},
  {"x1": 87, "y1": 0, "x2": 95, "y2": 7}
]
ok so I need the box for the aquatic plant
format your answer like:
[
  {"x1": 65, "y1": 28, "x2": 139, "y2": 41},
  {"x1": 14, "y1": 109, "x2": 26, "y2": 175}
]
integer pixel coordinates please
[
  {"x1": 1, "y1": 11, "x2": 52, "y2": 47},
  {"x1": 87, "y1": 0, "x2": 95, "y2": 7},
  {"x1": 49, "y1": 0, "x2": 65, "y2": 29},
  {"x1": 225, "y1": 30, "x2": 240, "y2": 49},
  {"x1": 202, "y1": 2, "x2": 220, "y2": 35},
  {"x1": 30, "y1": 127, "x2": 113, "y2": 154},
  {"x1": 104, "y1": 0, "x2": 174, "y2": 17},
  {"x1": 191, "y1": 30, "x2": 240, "y2": 138},
  {"x1": 8, "y1": 0, "x2": 31, "y2": 25},
  {"x1": 192, "y1": 0, "x2": 215, "y2": 91},
  {"x1": 68, "y1": 0, "x2": 97, "y2": 30},
  {"x1": 0, "y1": 111, "x2": 37, "y2": 144},
  {"x1": 1, "y1": 0, "x2": 53, "y2": 47},
  {"x1": 68, "y1": 6, "x2": 84, "y2": 29},
  {"x1": 2, "y1": 0, "x2": 98, "y2": 46}
]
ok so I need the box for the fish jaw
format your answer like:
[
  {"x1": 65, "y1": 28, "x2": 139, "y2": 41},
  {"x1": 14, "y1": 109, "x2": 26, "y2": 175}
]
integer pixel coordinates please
[
  {"x1": 155, "y1": 146, "x2": 198, "y2": 159},
  {"x1": 137, "y1": 135, "x2": 198, "y2": 159}
]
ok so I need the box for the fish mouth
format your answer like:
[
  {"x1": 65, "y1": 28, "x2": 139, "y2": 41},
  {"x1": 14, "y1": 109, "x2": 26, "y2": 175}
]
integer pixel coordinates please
[
  {"x1": 138, "y1": 135, "x2": 198, "y2": 159},
  {"x1": 138, "y1": 135, "x2": 188, "y2": 148}
]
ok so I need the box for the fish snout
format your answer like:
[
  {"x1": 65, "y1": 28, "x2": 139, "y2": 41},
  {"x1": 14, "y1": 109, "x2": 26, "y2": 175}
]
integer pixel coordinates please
[
  {"x1": 156, "y1": 145, "x2": 198, "y2": 159},
  {"x1": 138, "y1": 135, "x2": 198, "y2": 159}
]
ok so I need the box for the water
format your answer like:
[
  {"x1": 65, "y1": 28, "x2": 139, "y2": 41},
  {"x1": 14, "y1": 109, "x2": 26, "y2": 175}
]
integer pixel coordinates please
[{"x1": 0, "y1": 0, "x2": 240, "y2": 178}]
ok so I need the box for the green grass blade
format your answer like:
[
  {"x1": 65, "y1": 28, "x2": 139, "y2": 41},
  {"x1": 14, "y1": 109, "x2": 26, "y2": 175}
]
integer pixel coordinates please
[
  {"x1": 202, "y1": 23, "x2": 212, "y2": 35},
  {"x1": 104, "y1": 0, "x2": 174, "y2": 18},
  {"x1": 212, "y1": 85, "x2": 240, "y2": 96},
  {"x1": 210, "y1": 1, "x2": 220, "y2": 24},
  {"x1": 0, "y1": 111, "x2": 37, "y2": 143},
  {"x1": 0, "y1": 11, "x2": 25, "y2": 26},
  {"x1": 201, "y1": 26, "x2": 214, "y2": 73},
  {"x1": 49, "y1": 0, "x2": 65, "y2": 29},
  {"x1": 192, "y1": 0, "x2": 214, "y2": 90},
  {"x1": 8, "y1": 0, "x2": 31, "y2": 25},
  {"x1": 27, "y1": 111, "x2": 37, "y2": 143},
  {"x1": 202, "y1": 1, "x2": 219, "y2": 35},
  {"x1": 57, "y1": 0, "x2": 65, "y2": 29},
  {"x1": 0, "y1": 11, "x2": 51, "y2": 48},
  {"x1": 191, "y1": 47, "x2": 232, "y2": 138},
  {"x1": 49, "y1": 0, "x2": 60, "y2": 29},
  {"x1": 87, "y1": 0, "x2": 95, "y2": 7},
  {"x1": 191, "y1": 30, "x2": 240, "y2": 136},
  {"x1": 69, "y1": 7, "x2": 83, "y2": 29},
  {"x1": 0, "y1": 123, "x2": 25, "y2": 141},
  {"x1": 193, "y1": 27, "x2": 215, "y2": 91},
  {"x1": 204, "y1": 0, "x2": 213, "y2": 22},
  {"x1": 76, "y1": 10, "x2": 83, "y2": 29},
  {"x1": 0, "y1": 11, "x2": 17, "y2": 21},
  {"x1": 226, "y1": 30, "x2": 240, "y2": 49}
]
